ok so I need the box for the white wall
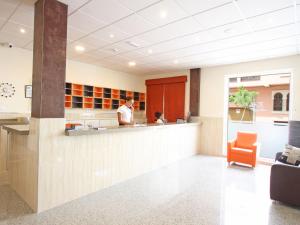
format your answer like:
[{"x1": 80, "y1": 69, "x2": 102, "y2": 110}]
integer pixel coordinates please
[
  {"x1": 200, "y1": 55, "x2": 300, "y2": 120},
  {"x1": 144, "y1": 70, "x2": 191, "y2": 115},
  {"x1": 0, "y1": 47, "x2": 145, "y2": 114},
  {"x1": 0, "y1": 47, "x2": 32, "y2": 113}
]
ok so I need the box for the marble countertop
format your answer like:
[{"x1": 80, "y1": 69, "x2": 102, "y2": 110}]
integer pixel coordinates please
[
  {"x1": 65, "y1": 122, "x2": 200, "y2": 136},
  {"x1": 0, "y1": 118, "x2": 29, "y2": 126},
  {"x1": 2, "y1": 125, "x2": 30, "y2": 135}
]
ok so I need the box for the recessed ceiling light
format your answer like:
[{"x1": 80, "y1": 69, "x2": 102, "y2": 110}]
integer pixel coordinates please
[
  {"x1": 20, "y1": 28, "x2": 26, "y2": 34},
  {"x1": 160, "y1": 10, "x2": 167, "y2": 19},
  {"x1": 147, "y1": 49, "x2": 153, "y2": 54},
  {"x1": 75, "y1": 45, "x2": 85, "y2": 52},
  {"x1": 173, "y1": 59, "x2": 179, "y2": 64},
  {"x1": 128, "y1": 61, "x2": 136, "y2": 67},
  {"x1": 109, "y1": 34, "x2": 115, "y2": 38}
]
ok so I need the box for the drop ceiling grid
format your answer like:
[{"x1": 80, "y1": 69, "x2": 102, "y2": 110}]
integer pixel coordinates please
[
  {"x1": 135, "y1": 31, "x2": 300, "y2": 67},
  {"x1": 0, "y1": 0, "x2": 299, "y2": 74}
]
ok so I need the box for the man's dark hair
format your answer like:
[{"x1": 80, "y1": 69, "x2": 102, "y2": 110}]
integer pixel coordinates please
[
  {"x1": 125, "y1": 96, "x2": 133, "y2": 102},
  {"x1": 155, "y1": 112, "x2": 162, "y2": 119}
]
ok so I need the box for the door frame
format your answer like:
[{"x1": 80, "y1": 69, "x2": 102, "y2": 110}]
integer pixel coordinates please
[{"x1": 222, "y1": 68, "x2": 294, "y2": 156}]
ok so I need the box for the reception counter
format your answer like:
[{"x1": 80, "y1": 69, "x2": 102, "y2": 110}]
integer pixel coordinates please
[
  {"x1": 65, "y1": 122, "x2": 199, "y2": 136},
  {"x1": 4, "y1": 119, "x2": 201, "y2": 212}
]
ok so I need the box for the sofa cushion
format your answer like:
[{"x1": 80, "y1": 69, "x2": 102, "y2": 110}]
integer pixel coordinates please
[{"x1": 278, "y1": 144, "x2": 300, "y2": 166}]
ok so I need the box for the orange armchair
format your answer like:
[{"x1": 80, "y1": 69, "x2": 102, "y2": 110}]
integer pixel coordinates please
[{"x1": 227, "y1": 132, "x2": 258, "y2": 167}]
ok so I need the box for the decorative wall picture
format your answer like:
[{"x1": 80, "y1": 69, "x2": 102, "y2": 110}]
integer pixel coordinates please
[
  {"x1": 25, "y1": 85, "x2": 32, "y2": 98},
  {"x1": 0, "y1": 83, "x2": 16, "y2": 98}
]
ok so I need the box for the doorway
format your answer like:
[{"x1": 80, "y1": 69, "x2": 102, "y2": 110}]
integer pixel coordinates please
[{"x1": 223, "y1": 70, "x2": 293, "y2": 160}]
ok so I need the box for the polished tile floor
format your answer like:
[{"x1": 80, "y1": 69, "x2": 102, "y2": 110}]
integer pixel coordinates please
[{"x1": 0, "y1": 155, "x2": 300, "y2": 225}]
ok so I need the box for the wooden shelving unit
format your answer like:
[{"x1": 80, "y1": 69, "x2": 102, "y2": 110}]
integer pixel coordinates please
[{"x1": 65, "y1": 82, "x2": 146, "y2": 111}]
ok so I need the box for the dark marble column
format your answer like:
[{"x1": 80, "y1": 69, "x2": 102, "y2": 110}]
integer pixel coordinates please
[
  {"x1": 189, "y1": 68, "x2": 201, "y2": 116},
  {"x1": 31, "y1": 0, "x2": 68, "y2": 118}
]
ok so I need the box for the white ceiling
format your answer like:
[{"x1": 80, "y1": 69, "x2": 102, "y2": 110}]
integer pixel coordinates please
[{"x1": 0, "y1": 0, "x2": 299, "y2": 75}]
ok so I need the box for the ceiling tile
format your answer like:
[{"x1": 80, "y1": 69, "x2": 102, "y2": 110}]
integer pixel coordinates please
[
  {"x1": 102, "y1": 42, "x2": 133, "y2": 54},
  {"x1": 253, "y1": 23, "x2": 299, "y2": 42},
  {"x1": 136, "y1": 17, "x2": 200, "y2": 43},
  {"x1": 248, "y1": 7, "x2": 294, "y2": 31},
  {"x1": 207, "y1": 21, "x2": 251, "y2": 41},
  {"x1": 118, "y1": 50, "x2": 146, "y2": 59},
  {"x1": 69, "y1": 41, "x2": 99, "y2": 53},
  {"x1": 113, "y1": 14, "x2": 155, "y2": 36},
  {"x1": 194, "y1": 2, "x2": 242, "y2": 29},
  {"x1": 0, "y1": 0, "x2": 20, "y2": 20},
  {"x1": 236, "y1": 0, "x2": 294, "y2": 18},
  {"x1": 1, "y1": 21, "x2": 33, "y2": 39},
  {"x1": 105, "y1": 37, "x2": 151, "y2": 54},
  {"x1": 68, "y1": 11, "x2": 106, "y2": 33},
  {"x1": 175, "y1": 0, "x2": 231, "y2": 15},
  {"x1": 92, "y1": 25, "x2": 130, "y2": 43},
  {"x1": 23, "y1": 40, "x2": 33, "y2": 51},
  {"x1": 58, "y1": 0, "x2": 90, "y2": 14},
  {"x1": 117, "y1": 0, "x2": 159, "y2": 11},
  {"x1": 106, "y1": 55, "x2": 132, "y2": 64},
  {"x1": 9, "y1": 1, "x2": 34, "y2": 28},
  {"x1": 67, "y1": 26, "x2": 87, "y2": 41},
  {"x1": 76, "y1": 34, "x2": 111, "y2": 49},
  {"x1": 0, "y1": 18, "x2": 6, "y2": 28},
  {"x1": 80, "y1": 0, "x2": 133, "y2": 24},
  {"x1": 92, "y1": 49, "x2": 121, "y2": 59},
  {"x1": 137, "y1": 0, "x2": 188, "y2": 26},
  {"x1": 0, "y1": 31, "x2": 31, "y2": 47}
]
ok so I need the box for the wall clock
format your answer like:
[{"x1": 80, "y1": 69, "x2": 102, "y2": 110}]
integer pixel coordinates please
[{"x1": 0, "y1": 83, "x2": 16, "y2": 98}]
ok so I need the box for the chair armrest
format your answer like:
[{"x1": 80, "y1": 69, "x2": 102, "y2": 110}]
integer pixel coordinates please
[
  {"x1": 270, "y1": 164, "x2": 300, "y2": 205},
  {"x1": 251, "y1": 142, "x2": 260, "y2": 153},
  {"x1": 227, "y1": 140, "x2": 236, "y2": 148}
]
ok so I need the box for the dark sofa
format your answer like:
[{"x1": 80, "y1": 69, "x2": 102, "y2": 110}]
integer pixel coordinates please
[
  {"x1": 270, "y1": 152, "x2": 300, "y2": 206},
  {"x1": 270, "y1": 121, "x2": 300, "y2": 206}
]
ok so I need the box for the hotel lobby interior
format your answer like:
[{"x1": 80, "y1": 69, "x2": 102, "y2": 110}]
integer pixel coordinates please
[{"x1": 0, "y1": 0, "x2": 300, "y2": 224}]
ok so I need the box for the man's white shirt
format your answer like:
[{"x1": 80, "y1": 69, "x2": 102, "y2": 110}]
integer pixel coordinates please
[{"x1": 117, "y1": 105, "x2": 132, "y2": 123}]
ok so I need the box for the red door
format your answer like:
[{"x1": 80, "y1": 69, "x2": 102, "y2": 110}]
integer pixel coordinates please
[
  {"x1": 164, "y1": 82, "x2": 185, "y2": 122},
  {"x1": 146, "y1": 84, "x2": 164, "y2": 123}
]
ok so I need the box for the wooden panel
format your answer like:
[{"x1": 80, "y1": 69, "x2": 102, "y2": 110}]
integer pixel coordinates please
[
  {"x1": 146, "y1": 84, "x2": 164, "y2": 123},
  {"x1": 190, "y1": 68, "x2": 201, "y2": 116},
  {"x1": 8, "y1": 118, "x2": 40, "y2": 211},
  {"x1": 145, "y1": 76, "x2": 187, "y2": 85},
  {"x1": 164, "y1": 82, "x2": 185, "y2": 122},
  {"x1": 199, "y1": 116, "x2": 223, "y2": 156}
]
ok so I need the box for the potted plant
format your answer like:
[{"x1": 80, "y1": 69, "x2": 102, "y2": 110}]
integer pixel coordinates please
[{"x1": 229, "y1": 86, "x2": 258, "y2": 121}]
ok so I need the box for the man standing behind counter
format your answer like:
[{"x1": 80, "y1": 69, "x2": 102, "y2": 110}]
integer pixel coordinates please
[{"x1": 117, "y1": 97, "x2": 134, "y2": 125}]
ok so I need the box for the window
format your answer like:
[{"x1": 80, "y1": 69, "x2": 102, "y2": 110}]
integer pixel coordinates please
[
  {"x1": 273, "y1": 93, "x2": 283, "y2": 111},
  {"x1": 240, "y1": 76, "x2": 261, "y2": 82},
  {"x1": 272, "y1": 90, "x2": 289, "y2": 113},
  {"x1": 229, "y1": 78, "x2": 237, "y2": 83}
]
